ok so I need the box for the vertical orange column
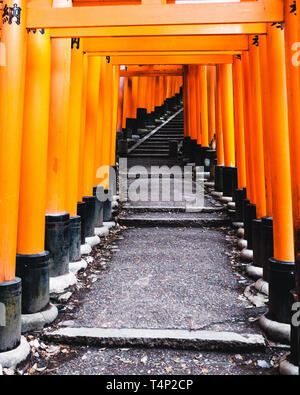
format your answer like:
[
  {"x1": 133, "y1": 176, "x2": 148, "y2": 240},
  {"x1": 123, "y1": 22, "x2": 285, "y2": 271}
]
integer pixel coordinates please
[
  {"x1": 259, "y1": 35, "x2": 273, "y2": 218},
  {"x1": 284, "y1": 0, "x2": 300, "y2": 257},
  {"x1": 122, "y1": 76, "x2": 129, "y2": 128},
  {"x1": 248, "y1": 35, "x2": 266, "y2": 219},
  {"x1": 199, "y1": 65, "x2": 209, "y2": 148},
  {"x1": 117, "y1": 69, "x2": 125, "y2": 132},
  {"x1": 266, "y1": 23, "x2": 294, "y2": 263},
  {"x1": 189, "y1": 66, "x2": 198, "y2": 142},
  {"x1": 77, "y1": 53, "x2": 88, "y2": 202},
  {"x1": 46, "y1": 37, "x2": 71, "y2": 214},
  {"x1": 110, "y1": 65, "x2": 120, "y2": 166},
  {"x1": 183, "y1": 66, "x2": 189, "y2": 138},
  {"x1": 215, "y1": 67, "x2": 224, "y2": 166},
  {"x1": 0, "y1": 0, "x2": 27, "y2": 282},
  {"x1": 82, "y1": 56, "x2": 101, "y2": 197},
  {"x1": 207, "y1": 66, "x2": 216, "y2": 146},
  {"x1": 232, "y1": 56, "x2": 246, "y2": 190},
  {"x1": 17, "y1": 29, "x2": 51, "y2": 255},
  {"x1": 242, "y1": 52, "x2": 256, "y2": 204},
  {"x1": 219, "y1": 64, "x2": 235, "y2": 167},
  {"x1": 194, "y1": 66, "x2": 201, "y2": 145},
  {"x1": 97, "y1": 57, "x2": 113, "y2": 190},
  {"x1": 66, "y1": 38, "x2": 84, "y2": 217}
]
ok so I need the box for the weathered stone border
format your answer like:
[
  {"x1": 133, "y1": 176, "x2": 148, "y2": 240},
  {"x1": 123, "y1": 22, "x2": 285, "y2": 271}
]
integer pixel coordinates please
[
  {"x1": 43, "y1": 327, "x2": 266, "y2": 351},
  {"x1": 259, "y1": 314, "x2": 290, "y2": 344},
  {"x1": 279, "y1": 355, "x2": 299, "y2": 376},
  {"x1": 50, "y1": 271, "x2": 77, "y2": 295},
  {"x1": 21, "y1": 303, "x2": 58, "y2": 333},
  {"x1": 0, "y1": 337, "x2": 30, "y2": 369}
]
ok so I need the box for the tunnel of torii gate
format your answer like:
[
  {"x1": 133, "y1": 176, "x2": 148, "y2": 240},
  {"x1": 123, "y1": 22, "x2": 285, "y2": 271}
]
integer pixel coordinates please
[{"x1": 0, "y1": 0, "x2": 299, "y2": 376}]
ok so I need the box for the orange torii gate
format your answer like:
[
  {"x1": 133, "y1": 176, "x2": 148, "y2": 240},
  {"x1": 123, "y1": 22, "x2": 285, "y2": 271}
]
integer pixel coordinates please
[{"x1": 1, "y1": 0, "x2": 300, "y2": 375}]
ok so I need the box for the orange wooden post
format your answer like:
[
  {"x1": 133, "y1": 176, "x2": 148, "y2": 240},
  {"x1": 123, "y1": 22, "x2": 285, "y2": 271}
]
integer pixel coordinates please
[
  {"x1": 284, "y1": 1, "x2": 300, "y2": 363},
  {"x1": 249, "y1": 35, "x2": 266, "y2": 220},
  {"x1": 122, "y1": 76, "x2": 129, "y2": 129},
  {"x1": 248, "y1": 34, "x2": 267, "y2": 269},
  {"x1": 199, "y1": 65, "x2": 209, "y2": 149},
  {"x1": 0, "y1": 0, "x2": 27, "y2": 283},
  {"x1": 214, "y1": 66, "x2": 224, "y2": 192},
  {"x1": 82, "y1": 56, "x2": 101, "y2": 198},
  {"x1": 263, "y1": 22, "x2": 295, "y2": 326},
  {"x1": 207, "y1": 66, "x2": 216, "y2": 146},
  {"x1": 0, "y1": 0, "x2": 27, "y2": 351},
  {"x1": 45, "y1": 35, "x2": 71, "y2": 278},
  {"x1": 117, "y1": 70, "x2": 125, "y2": 133},
  {"x1": 219, "y1": 63, "x2": 236, "y2": 198},
  {"x1": 194, "y1": 66, "x2": 201, "y2": 146},
  {"x1": 242, "y1": 52, "x2": 256, "y2": 206},
  {"x1": 232, "y1": 55, "x2": 247, "y2": 223},
  {"x1": 16, "y1": 28, "x2": 52, "y2": 316},
  {"x1": 110, "y1": 65, "x2": 120, "y2": 167}
]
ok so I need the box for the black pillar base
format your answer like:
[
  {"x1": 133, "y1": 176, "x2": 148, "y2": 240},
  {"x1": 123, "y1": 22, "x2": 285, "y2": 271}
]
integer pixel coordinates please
[
  {"x1": 69, "y1": 216, "x2": 81, "y2": 262},
  {"x1": 82, "y1": 196, "x2": 96, "y2": 237},
  {"x1": 194, "y1": 145, "x2": 203, "y2": 166},
  {"x1": 118, "y1": 139, "x2": 128, "y2": 157},
  {"x1": 252, "y1": 219, "x2": 262, "y2": 268},
  {"x1": 183, "y1": 136, "x2": 191, "y2": 160},
  {"x1": 103, "y1": 189, "x2": 113, "y2": 222},
  {"x1": 290, "y1": 290, "x2": 299, "y2": 367},
  {"x1": 93, "y1": 186, "x2": 104, "y2": 228},
  {"x1": 125, "y1": 118, "x2": 137, "y2": 135},
  {"x1": 0, "y1": 278, "x2": 21, "y2": 352},
  {"x1": 233, "y1": 188, "x2": 247, "y2": 222},
  {"x1": 268, "y1": 258, "x2": 295, "y2": 324},
  {"x1": 16, "y1": 251, "x2": 49, "y2": 314},
  {"x1": 205, "y1": 149, "x2": 216, "y2": 175},
  {"x1": 77, "y1": 201, "x2": 86, "y2": 245},
  {"x1": 244, "y1": 203, "x2": 256, "y2": 249},
  {"x1": 189, "y1": 139, "x2": 198, "y2": 163},
  {"x1": 215, "y1": 165, "x2": 224, "y2": 192},
  {"x1": 261, "y1": 216, "x2": 274, "y2": 283},
  {"x1": 136, "y1": 108, "x2": 147, "y2": 130},
  {"x1": 222, "y1": 166, "x2": 238, "y2": 198},
  {"x1": 45, "y1": 213, "x2": 70, "y2": 277},
  {"x1": 169, "y1": 140, "x2": 178, "y2": 158}
]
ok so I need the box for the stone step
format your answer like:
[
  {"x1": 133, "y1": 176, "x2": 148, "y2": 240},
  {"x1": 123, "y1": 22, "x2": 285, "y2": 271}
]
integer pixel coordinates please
[{"x1": 44, "y1": 327, "x2": 266, "y2": 352}]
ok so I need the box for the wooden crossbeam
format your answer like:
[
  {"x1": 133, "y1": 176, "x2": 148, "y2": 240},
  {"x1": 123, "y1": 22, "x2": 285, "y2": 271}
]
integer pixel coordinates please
[
  {"x1": 108, "y1": 54, "x2": 234, "y2": 65},
  {"x1": 26, "y1": 1, "x2": 283, "y2": 29},
  {"x1": 82, "y1": 35, "x2": 249, "y2": 52},
  {"x1": 49, "y1": 23, "x2": 267, "y2": 38}
]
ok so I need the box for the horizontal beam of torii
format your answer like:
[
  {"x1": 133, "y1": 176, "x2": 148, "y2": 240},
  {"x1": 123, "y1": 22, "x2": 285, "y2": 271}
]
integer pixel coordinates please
[
  {"x1": 106, "y1": 54, "x2": 234, "y2": 65},
  {"x1": 25, "y1": 0, "x2": 282, "y2": 29},
  {"x1": 49, "y1": 23, "x2": 267, "y2": 38},
  {"x1": 81, "y1": 35, "x2": 249, "y2": 52}
]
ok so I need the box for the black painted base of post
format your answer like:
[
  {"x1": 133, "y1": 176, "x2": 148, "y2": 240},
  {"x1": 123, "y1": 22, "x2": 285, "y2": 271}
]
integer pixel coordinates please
[
  {"x1": 199, "y1": 147, "x2": 209, "y2": 170},
  {"x1": 16, "y1": 252, "x2": 49, "y2": 314},
  {"x1": 103, "y1": 189, "x2": 113, "y2": 222},
  {"x1": 252, "y1": 219, "x2": 262, "y2": 268},
  {"x1": 194, "y1": 145, "x2": 202, "y2": 166},
  {"x1": 233, "y1": 188, "x2": 247, "y2": 222},
  {"x1": 169, "y1": 140, "x2": 178, "y2": 158},
  {"x1": 289, "y1": 290, "x2": 299, "y2": 368},
  {"x1": 183, "y1": 136, "x2": 191, "y2": 160},
  {"x1": 204, "y1": 149, "x2": 215, "y2": 174},
  {"x1": 69, "y1": 216, "x2": 81, "y2": 262},
  {"x1": 215, "y1": 165, "x2": 224, "y2": 192},
  {"x1": 82, "y1": 196, "x2": 96, "y2": 237},
  {"x1": 244, "y1": 203, "x2": 256, "y2": 249},
  {"x1": 118, "y1": 139, "x2": 128, "y2": 157},
  {"x1": 93, "y1": 186, "x2": 104, "y2": 228},
  {"x1": 261, "y1": 216, "x2": 274, "y2": 283},
  {"x1": 137, "y1": 108, "x2": 147, "y2": 130},
  {"x1": 222, "y1": 166, "x2": 238, "y2": 198},
  {"x1": 268, "y1": 258, "x2": 295, "y2": 324},
  {"x1": 190, "y1": 139, "x2": 198, "y2": 163},
  {"x1": 126, "y1": 118, "x2": 137, "y2": 135},
  {"x1": 0, "y1": 278, "x2": 22, "y2": 352},
  {"x1": 45, "y1": 213, "x2": 70, "y2": 277},
  {"x1": 77, "y1": 201, "x2": 86, "y2": 245}
]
